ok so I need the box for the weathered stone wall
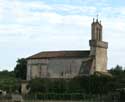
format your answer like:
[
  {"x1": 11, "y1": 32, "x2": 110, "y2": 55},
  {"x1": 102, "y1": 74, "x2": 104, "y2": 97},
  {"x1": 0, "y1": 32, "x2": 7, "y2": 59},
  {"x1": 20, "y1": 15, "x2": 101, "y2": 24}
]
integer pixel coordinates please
[
  {"x1": 49, "y1": 58, "x2": 87, "y2": 78},
  {"x1": 89, "y1": 40, "x2": 108, "y2": 73},
  {"x1": 27, "y1": 58, "x2": 85, "y2": 80},
  {"x1": 27, "y1": 59, "x2": 48, "y2": 80},
  {"x1": 95, "y1": 47, "x2": 107, "y2": 72},
  {"x1": 89, "y1": 40, "x2": 108, "y2": 49}
]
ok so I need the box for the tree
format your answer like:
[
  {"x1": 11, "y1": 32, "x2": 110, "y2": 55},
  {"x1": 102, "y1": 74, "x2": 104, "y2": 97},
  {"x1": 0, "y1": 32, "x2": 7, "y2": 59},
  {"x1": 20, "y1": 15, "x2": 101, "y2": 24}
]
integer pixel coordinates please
[
  {"x1": 14, "y1": 58, "x2": 27, "y2": 80},
  {"x1": 0, "y1": 70, "x2": 15, "y2": 78},
  {"x1": 109, "y1": 65, "x2": 125, "y2": 78},
  {"x1": 0, "y1": 70, "x2": 19, "y2": 93}
]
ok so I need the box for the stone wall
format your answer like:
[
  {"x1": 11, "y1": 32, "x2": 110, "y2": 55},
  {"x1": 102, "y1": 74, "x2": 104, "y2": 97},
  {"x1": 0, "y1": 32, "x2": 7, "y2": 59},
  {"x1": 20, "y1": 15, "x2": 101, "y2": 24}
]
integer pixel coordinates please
[
  {"x1": 89, "y1": 40, "x2": 108, "y2": 73},
  {"x1": 27, "y1": 58, "x2": 86, "y2": 80},
  {"x1": 95, "y1": 47, "x2": 107, "y2": 72}
]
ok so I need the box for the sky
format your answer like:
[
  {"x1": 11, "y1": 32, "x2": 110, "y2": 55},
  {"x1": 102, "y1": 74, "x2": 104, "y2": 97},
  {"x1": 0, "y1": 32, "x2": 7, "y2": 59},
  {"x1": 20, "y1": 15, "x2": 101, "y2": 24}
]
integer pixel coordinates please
[{"x1": 0, "y1": 0, "x2": 125, "y2": 71}]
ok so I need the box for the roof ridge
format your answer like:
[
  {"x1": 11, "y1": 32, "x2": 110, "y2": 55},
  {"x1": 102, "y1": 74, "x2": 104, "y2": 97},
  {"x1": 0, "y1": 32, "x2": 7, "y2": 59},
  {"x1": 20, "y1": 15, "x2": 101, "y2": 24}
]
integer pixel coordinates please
[
  {"x1": 42, "y1": 50, "x2": 90, "y2": 52},
  {"x1": 27, "y1": 50, "x2": 90, "y2": 59}
]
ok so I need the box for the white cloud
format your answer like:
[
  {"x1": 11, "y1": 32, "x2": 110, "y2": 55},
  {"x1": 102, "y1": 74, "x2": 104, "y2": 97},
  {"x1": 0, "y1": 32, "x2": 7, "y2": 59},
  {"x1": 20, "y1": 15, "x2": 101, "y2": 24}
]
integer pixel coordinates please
[{"x1": 52, "y1": 4, "x2": 97, "y2": 14}]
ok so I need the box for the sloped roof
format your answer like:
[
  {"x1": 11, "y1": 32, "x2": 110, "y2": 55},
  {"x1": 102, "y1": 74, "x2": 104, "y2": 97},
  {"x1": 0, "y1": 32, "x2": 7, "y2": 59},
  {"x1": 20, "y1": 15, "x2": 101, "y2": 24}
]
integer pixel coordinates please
[{"x1": 27, "y1": 50, "x2": 90, "y2": 59}]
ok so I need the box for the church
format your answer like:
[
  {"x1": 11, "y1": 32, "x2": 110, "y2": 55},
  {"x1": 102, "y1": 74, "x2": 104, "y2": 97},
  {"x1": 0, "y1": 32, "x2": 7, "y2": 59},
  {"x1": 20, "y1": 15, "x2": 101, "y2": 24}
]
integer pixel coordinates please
[{"x1": 26, "y1": 18, "x2": 108, "y2": 81}]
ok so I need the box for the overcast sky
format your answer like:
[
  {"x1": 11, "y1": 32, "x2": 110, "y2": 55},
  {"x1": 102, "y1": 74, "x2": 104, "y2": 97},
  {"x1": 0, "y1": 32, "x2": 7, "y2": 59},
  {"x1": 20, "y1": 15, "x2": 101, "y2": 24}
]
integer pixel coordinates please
[{"x1": 0, "y1": 0, "x2": 125, "y2": 71}]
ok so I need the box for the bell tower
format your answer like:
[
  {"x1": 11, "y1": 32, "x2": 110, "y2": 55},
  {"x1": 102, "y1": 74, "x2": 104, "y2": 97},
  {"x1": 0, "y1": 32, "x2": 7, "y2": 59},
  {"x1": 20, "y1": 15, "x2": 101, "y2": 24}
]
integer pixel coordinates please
[
  {"x1": 91, "y1": 18, "x2": 102, "y2": 41},
  {"x1": 89, "y1": 18, "x2": 108, "y2": 73}
]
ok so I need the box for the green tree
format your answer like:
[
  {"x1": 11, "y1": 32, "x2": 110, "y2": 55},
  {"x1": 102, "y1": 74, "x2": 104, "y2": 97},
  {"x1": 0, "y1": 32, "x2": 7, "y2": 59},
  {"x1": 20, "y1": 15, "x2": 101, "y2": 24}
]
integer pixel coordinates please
[
  {"x1": 0, "y1": 70, "x2": 15, "y2": 78},
  {"x1": 0, "y1": 70, "x2": 19, "y2": 93},
  {"x1": 109, "y1": 65, "x2": 125, "y2": 89},
  {"x1": 109, "y1": 65, "x2": 124, "y2": 76},
  {"x1": 14, "y1": 58, "x2": 27, "y2": 80}
]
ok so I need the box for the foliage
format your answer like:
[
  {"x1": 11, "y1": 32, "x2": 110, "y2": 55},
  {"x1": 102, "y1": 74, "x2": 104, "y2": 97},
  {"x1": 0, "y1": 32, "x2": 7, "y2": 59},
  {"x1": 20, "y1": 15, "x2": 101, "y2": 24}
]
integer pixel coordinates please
[
  {"x1": 29, "y1": 78, "x2": 68, "y2": 94},
  {"x1": 14, "y1": 58, "x2": 27, "y2": 80},
  {"x1": 0, "y1": 70, "x2": 15, "y2": 78},
  {"x1": 109, "y1": 65, "x2": 125, "y2": 89},
  {"x1": 29, "y1": 78, "x2": 49, "y2": 93},
  {"x1": 0, "y1": 70, "x2": 20, "y2": 93},
  {"x1": 109, "y1": 65, "x2": 125, "y2": 77},
  {"x1": 29, "y1": 75, "x2": 116, "y2": 95}
]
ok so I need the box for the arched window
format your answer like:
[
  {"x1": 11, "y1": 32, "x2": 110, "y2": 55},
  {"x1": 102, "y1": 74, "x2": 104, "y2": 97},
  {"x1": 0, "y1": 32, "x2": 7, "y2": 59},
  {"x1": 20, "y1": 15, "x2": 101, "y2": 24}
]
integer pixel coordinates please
[
  {"x1": 99, "y1": 29, "x2": 101, "y2": 40},
  {"x1": 96, "y1": 28, "x2": 100, "y2": 40}
]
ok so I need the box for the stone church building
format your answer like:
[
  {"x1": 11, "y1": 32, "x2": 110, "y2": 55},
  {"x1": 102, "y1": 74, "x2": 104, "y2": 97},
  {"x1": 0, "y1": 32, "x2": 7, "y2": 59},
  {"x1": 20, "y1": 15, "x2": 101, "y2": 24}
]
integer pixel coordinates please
[{"x1": 26, "y1": 18, "x2": 108, "y2": 81}]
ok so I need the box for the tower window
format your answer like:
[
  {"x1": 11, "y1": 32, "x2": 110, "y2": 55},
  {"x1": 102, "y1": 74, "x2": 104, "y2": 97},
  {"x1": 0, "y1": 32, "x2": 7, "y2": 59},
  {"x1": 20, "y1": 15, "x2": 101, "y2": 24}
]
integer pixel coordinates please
[
  {"x1": 96, "y1": 28, "x2": 99, "y2": 40},
  {"x1": 99, "y1": 29, "x2": 101, "y2": 40}
]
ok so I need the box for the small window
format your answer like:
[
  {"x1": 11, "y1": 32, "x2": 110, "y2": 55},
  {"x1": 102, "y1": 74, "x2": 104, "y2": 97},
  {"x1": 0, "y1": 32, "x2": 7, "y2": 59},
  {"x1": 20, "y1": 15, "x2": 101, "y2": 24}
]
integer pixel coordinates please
[{"x1": 96, "y1": 28, "x2": 99, "y2": 40}]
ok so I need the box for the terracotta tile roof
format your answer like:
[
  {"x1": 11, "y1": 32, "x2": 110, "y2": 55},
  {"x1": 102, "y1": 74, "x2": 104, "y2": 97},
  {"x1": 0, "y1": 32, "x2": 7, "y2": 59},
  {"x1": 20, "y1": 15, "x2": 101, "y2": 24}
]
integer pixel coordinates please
[{"x1": 27, "y1": 50, "x2": 90, "y2": 59}]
